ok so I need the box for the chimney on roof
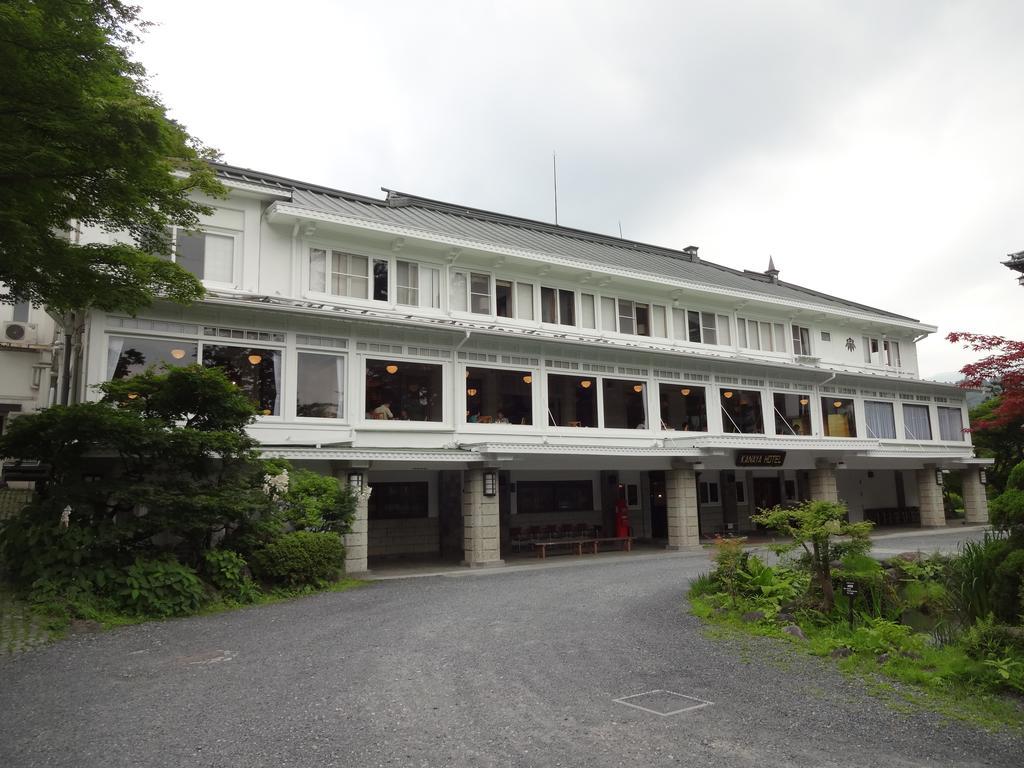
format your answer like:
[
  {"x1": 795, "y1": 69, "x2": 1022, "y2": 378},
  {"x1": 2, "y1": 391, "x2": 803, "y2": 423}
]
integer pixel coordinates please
[
  {"x1": 765, "y1": 256, "x2": 780, "y2": 284},
  {"x1": 682, "y1": 245, "x2": 699, "y2": 262}
]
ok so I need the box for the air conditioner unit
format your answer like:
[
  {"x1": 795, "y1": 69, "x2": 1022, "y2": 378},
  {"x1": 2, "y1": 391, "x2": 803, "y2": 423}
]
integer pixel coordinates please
[{"x1": 2, "y1": 321, "x2": 38, "y2": 345}]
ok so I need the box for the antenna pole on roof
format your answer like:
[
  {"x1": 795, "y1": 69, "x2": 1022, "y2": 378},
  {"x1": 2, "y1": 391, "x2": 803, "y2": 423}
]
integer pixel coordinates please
[
  {"x1": 552, "y1": 151, "x2": 559, "y2": 226},
  {"x1": 618, "y1": 221, "x2": 623, "y2": 238}
]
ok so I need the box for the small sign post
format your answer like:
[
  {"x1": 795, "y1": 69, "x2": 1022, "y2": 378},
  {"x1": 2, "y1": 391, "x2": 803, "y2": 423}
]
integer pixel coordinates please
[{"x1": 843, "y1": 580, "x2": 858, "y2": 631}]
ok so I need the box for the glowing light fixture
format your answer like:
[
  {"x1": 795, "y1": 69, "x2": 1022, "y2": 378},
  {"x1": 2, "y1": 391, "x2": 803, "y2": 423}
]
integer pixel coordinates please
[
  {"x1": 580, "y1": 379, "x2": 592, "y2": 389},
  {"x1": 522, "y1": 375, "x2": 533, "y2": 385},
  {"x1": 723, "y1": 390, "x2": 734, "y2": 399},
  {"x1": 633, "y1": 384, "x2": 644, "y2": 393},
  {"x1": 127, "y1": 392, "x2": 139, "y2": 400},
  {"x1": 680, "y1": 388, "x2": 691, "y2": 396},
  {"x1": 467, "y1": 388, "x2": 478, "y2": 397},
  {"x1": 247, "y1": 354, "x2": 263, "y2": 365},
  {"x1": 386, "y1": 364, "x2": 399, "y2": 374},
  {"x1": 799, "y1": 397, "x2": 809, "y2": 406},
  {"x1": 348, "y1": 471, "x2": 363, "y2": 490},
  {"x1": 170, "y1": 348, "x2": 187, "y2": 360},
  {"x1": 833, "y1": 400, "x2": 843, "y2": 409}
]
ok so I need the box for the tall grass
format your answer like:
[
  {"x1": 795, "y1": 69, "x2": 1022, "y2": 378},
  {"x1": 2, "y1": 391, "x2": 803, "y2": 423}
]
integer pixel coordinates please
[{"x1": 948, "y1": 530, "x2": 1008, "y2": 626}]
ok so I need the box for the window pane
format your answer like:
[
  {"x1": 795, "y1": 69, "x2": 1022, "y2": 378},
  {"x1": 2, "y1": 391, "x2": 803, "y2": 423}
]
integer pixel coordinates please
[
  {"x1": 558, "y1": 289, "x2": 575, "y2": 326},
  {"x1": 862, "y1": 336, "x2": 871, "y2": 363},
  {"x1": 651, "y1": 305, "x2": 667, "y2": 337},
  {"x1": 396, "y1": 261, "x2": 418, "y2": 306},
  {"x1": 12, "y1": 301, "x2": 30, "y2": 323},
  {"x1": 107, "y1": 336, "x2": 196, "y2": 380},
  {"x1": 365, "y1": 359, "x2": 443, "y2": 422},
  {"x1": 821, "y1": 397, "x2": 857, "y2": 437},
  {"x1": 202, "y1": 345, "x2": 281, "y2": 415},
  {"x1": 309, "y1": 249, "x2": 327, "y2": 292},
  {"x1": 423, "y1": 266, "x2": 441, "y2": 308},
  {"x1": 465, "y1": 367, "x2": 533, "y2": 425},
  {"x1": 773, "y1": 392, "x2": 812, "y2": 436},
  {"x1": 774, "y1": 324, "x2": 787, "y2": 352},
  {"x1": 864, "y1": 400, "x2": 896, "y2": 439},
  {"x1": 580, "y1": 293, "x2": 596, "y2": 329},
  {"x1": 373, "y1": 259, "x2": 389, "y2": 301},
  {"x1": 602, "y1": 378, "x2": 648, "y2": 429},
  {"x1": 516, "y1": 481, "x2": 593, "y2": 513},
  {"x1": 541, "y1": 287, "x2": 558, "y2": 323},
  {"x1": 601, "y1": 297, "x2": 617, "y2": 331},
  {"x1": 635, "y1": 303, "x2": 650, "y2": 336},
  {"x1": 333, "y1": 252, "x2": 368, "y2": 299},
  {"x1": 737, "y1": 318, "x2": 747, "y2": 348},
  {"x1": 470, "y1": 273, "x2": 490, "y2": 314},
  {"x1": 450, "y1": 271, "x2": 468, "y2": 312},
  {"x1": 938, "y1": 406, "x2": 964, "y2": 441},
  {"x1": 617, "y1": 299, "x2": 634, "y2": 334},
  {"x1": 717, "y1": 315, "x2": 731, "y2": 346},
  {"x1": 547, "y1": 373, "x2": 597, "y2": 427},
  {"x1": 701, "y1": 312, "x2": 717, "y2": 345},
  {"x1": 749, "y1": 321, "x2": 760, "y2": 349},
  {"x1": 368, "y1": 482, "x2": 429, "y2": 519},
  {"x1": 658, "y1": 384, "x2": 707, "y2": 431},
  {"x1": 903, "y1": 404, "x2": 932, "y2": 440},
  {"x1": 687, "y1": 310, "x2": 701, "y2": 343},
  {"x1": 174, "y1": 230, "x2": 205, "y2": 279},
  {"x1": 495, "y1": 279, "x2": 513, "y2": 318},
  {"x1": 720, "y1": 388, "x2": 764, "y2": 434},
  {"x1": 297, "y1": 352, "x2": 344, "y2": 419},
  {"x1": 516, "y1": 283, "x2": 534, "y2": 320},
  {"x1": 204, "y1": 234, "x2": 234, "y2": 282}
]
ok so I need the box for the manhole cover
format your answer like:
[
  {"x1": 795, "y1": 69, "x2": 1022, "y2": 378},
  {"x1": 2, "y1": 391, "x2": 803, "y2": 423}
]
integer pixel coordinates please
[{"x1": 613, "y1": 689, "x2": 712, "y2": 716}]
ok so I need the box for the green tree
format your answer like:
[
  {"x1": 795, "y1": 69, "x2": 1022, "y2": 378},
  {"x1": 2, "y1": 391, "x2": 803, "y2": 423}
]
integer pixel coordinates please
[
  {"x1": 752, "y1": 500, "x2": 873, "y2": 613},
  {"x1": 968, "y1": 397, "x2": 1024, "y2": 494},
  {"x1": 0, "y1": 0, "x2": 223, "y2": 313}
]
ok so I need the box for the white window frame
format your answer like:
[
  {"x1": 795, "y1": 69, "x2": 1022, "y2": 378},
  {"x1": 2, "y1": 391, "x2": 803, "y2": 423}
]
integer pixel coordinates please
[
  {"x1": 395, "y1": 259, "x2": 442, "y2": 310},
  {"x1": 792, "y1": 324, "x2": 812, "y2": 356},
  {"x1": 359, "y1": 354, "x2": 450, "y2": 428},
  {"x1": 294, "y1": 349, "x2": 347, "y2": 422},
  {"x1": 698, "y1": 480, "x2": 721, "y2": 506},
  {"x1": 540, "y1": 286, "x2": 576, "y2": 326},
  {"x1": 737, "y1": 316, "x2": 787, "y2": 353},
  {"x1": 168, "y1": 225, "x2": 241, "y2": 288}
]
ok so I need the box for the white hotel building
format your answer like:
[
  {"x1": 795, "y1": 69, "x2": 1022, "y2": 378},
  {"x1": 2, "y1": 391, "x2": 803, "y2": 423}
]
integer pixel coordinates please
[{"x1": 70, "y1": 164, "x2": 988, "y2": 571}]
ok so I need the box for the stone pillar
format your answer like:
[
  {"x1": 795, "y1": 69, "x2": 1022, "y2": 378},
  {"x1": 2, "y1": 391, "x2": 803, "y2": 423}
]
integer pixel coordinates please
[
  {"x1": 962, "y1": 467, "x2": 989, "y2": 525},
  {"x1": 462, "y1": 468, "x2": 503, "y2": 567},
  {"x1": 809, "y1": 466, "x2": 839, "y2": 503},
  {"x1": 916, "y1": 464, "x2": 945, "y2": 527},
  {"x1": 666, "y1": 466, "x2": 700, "y2": 550},
  {"x1": 343, "y1": 485, "x2": 371, "y2": 574}
]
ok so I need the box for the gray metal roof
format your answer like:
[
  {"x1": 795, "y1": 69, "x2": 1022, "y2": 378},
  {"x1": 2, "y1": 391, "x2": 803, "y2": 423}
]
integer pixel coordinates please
[{"x1": 215, "y1": 163, "x2": 919, "y2": 323}]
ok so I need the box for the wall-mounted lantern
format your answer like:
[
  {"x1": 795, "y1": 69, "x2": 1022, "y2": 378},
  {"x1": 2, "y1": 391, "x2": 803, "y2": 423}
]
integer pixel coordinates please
[
  {"x1": 348, "y1": 471, "x2": 364, "y2": 490},
  {"x1": 935, "y1": 468, "x2": 944, "y2": 486},
  {"x1": 482, "y1": 469, "x2": 497, "y2": 497},
  {"x1": 980, "y1": 469, "x2": 988, "y2": 486}
]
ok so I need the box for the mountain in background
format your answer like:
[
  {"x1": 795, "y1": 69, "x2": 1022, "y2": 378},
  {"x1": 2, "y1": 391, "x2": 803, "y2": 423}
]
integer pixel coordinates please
[{"x1": 925, "y1": 372, "x2": 988, "y2": 408}]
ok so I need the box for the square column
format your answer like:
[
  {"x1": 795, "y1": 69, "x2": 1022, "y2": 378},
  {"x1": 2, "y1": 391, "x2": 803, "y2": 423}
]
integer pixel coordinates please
[
  {"x1": 462, "y1": 468, "x2": 503, "y2": 567},
  {"x1": 916, "y1": 464, "x2": 945, "y2": 527},
  {"x1": 666, "y1": 465, "x2": 700, "y2": 550},
  {"x1": 809, "y1": 466, "x2": 839, "y2": 503},
  {"x1": 961, "y1": 467, "x2": 989, "y2": 524},
  {"x1": 343, "y1": 485, "x2": 371, "y2": 574}
]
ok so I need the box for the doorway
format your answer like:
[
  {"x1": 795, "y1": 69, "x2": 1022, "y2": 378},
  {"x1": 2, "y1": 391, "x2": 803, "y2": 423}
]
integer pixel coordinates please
[
  {"x1": 751, "y1": 477, "x2": 782, "y2": 513},
  {"x1": 648, "y1": 470, "x2": 667, "y2": 539}
]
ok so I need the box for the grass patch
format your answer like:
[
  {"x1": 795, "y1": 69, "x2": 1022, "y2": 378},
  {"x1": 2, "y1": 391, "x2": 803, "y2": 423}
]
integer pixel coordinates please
[{"x1": 689, "y1": 593, "x2": 1024, "y2": 732}]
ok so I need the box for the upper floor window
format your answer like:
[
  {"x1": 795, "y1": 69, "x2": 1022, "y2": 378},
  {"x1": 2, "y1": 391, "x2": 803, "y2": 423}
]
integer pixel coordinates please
[
  {"x1": 864, "y1": 400, "x2": 896, "y2": 439},
  {"x1": 580, "y1": 293, "x2": 597, "y2": 329},
  {"x1": 296, "y1": 352, "x2": 344, "y2": 419},
  {"x1": 822, "y1": 397, "x2": 856, "y2": 437},
  {"x1": 12, "y1": 301, "x2": 30, "y2": 322},
  {"x1": 107, "y1": 335, "x2": 197, "y2": 380},
  {"x1": 516, "y1": 282, "x2": 534, "y2": 320},
  {"x1": 659, "y1": 384, "x2": 708, "y2": 431},
  {"x1": 396, "y1": 260, "x2": 441, "y2": 309},
  {"x1": 773, "y1": 392, "x2": 811, "y2": 436},
  {"x1": 365, "y1": 359, "x2": 442, "y2": 422},
  {"x1": 465, "y1": 366, "x2": 533, "y2": 425},
  {"x1": 495, "y1": 280, "x2": 513, "y2": 318},
  {"x1": 737, "y1": 317, "x2": 785, "y2": 352},
  {"x1": 720, "y1": 388, "x2": 764, "y2": 434},
  {"x1": 862, "y1": 336, "x2": 880, "y2": 364},
  {"x1": 792, "y1": 325, "x2": 812, "y2": 356},
  {"x1": 937, "y1": 406, "x2": 964, "y2": 441},
  {"x1": 168, "y1": 228, "x2": 235, "y2": 284},
  {"x1": 203, "y1": 344, "x2": 282, "y2": 416},
  {"x1": 884, "y1": 340, "x2": 901, "y2": 367},
  {"x1": 677, "y1": 310, "x2": 731, "y2": 345},
  {"x1": 541, "y1": 287, "x2": 575, "y2": 326},
  {"x1": 903, "y1": 403, "x2": 932, "y2": 440},
  {"x1": 310, "y1": 248, "x2": 368, "y2": 299}
]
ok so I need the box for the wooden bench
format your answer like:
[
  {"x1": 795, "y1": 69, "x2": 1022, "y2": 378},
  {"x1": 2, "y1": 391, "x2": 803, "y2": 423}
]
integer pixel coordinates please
[{"x1": 533, "y1": 537, "x2": 634, "y2": 559}]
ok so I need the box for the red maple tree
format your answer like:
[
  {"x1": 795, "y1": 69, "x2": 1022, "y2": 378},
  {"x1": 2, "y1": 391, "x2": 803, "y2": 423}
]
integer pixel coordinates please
[{"x1": 947, "y1": 332, "x2": 1024, "y2": 429}]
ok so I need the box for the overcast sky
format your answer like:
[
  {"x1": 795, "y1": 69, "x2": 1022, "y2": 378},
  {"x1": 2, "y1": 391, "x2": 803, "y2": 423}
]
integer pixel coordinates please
[{"x1": 136, "y1": 0, "x2": 1022, "y2": 377}]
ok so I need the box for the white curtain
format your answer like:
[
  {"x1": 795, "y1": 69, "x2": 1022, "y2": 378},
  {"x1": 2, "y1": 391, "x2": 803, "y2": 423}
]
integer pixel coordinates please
[
  {"x1": 864, "y1": 401, "x2": 896, "y2": 439},
  {"x1": 938, "y1": 407, "x2": 964, "y2": 441},
  {"x1": 271, "y1": 350, "x2": 282, "y2": 416},
  {"x1": 334, "y1": 356, "x2": 345, "y2": 418},
  {"x1": 106, "y1": 336, "x2": 126, "y2": 380},
  {"x1": 903, "y1": 404, "x2": 932, "y2": 440}
]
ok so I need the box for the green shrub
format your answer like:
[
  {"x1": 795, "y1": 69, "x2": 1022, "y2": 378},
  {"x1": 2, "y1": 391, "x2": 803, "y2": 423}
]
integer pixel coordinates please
[
  {"x1": 250, "y1": 531, "x2": 345, "y2": 586},
  {"x1": 202, "y1": 548, "x2": 260, "y2": 603},
  {"x1": 688, "y1": 571, "x2": 720, "y2": 598},
  {"x1": 849, "y1": 617, "x2": 923, "y2": 656},
  {"x1": 115, "y1": 557, "x2": 206, "y2": 617},
  {"x1": 961, "y1": 615, "x2": 1024, "y2": 660},
  {"x1": 948, "y1": 532, "x2": 1010, "y2": 626},
  {"x1": 991, "y1": 549, "x2": 1024, "y2": 623}
]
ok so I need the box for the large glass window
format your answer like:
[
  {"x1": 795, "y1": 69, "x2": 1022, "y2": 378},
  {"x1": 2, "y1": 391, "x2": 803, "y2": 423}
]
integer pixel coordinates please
[
  {"x1": 821, "y1": 397, "x2": 857, "y2": 437},
  {"x1": 396, "y1": 261, "x2": 441, "y2": 309},
  {"x1": 169, "y1": 229, "x2": 234, "y2": 283},
  {"x1": 106, "y1": 336, "x2": 197, "y2": 380},
  {"x1": 603, "y1": 379, "x2": 648, "y2": 429},
  {"x1": 465, "y1": 367, "x2": 533, "y2": 425},
  {"x1": 864, "y1": 400, "x2": 896, "y2": 439},
  {"x1": 365, "y1": 359, "x2": 443, "y2": 422},
  {"x1": 773, "y1": 393, "x2": 812, "y2": 436},
  {"x1": 203, "y1": 345, "x2": 281, "y2": 415},
  {"x1": 541, "y1": 287, "x2": 575, "y2": 326},
  {"x1": 658, "y1": 384, "x2": 708, "y2": 431},
  {"x1": 903, "y1": 403, "x2": 932, "y2": 440},
  {"x1": 495, "y1": 279, "x2": 513, "y2": 318},
  {"x1": 297, "y1": 352, "x2": 344, "y2": 419},
  {"x1": 516, "y1": 481, "x2": 593, "y2": 514},
  {"x1": 368, "y1": 482, "x2": 429, "y2": 519},
  {"x1": 679, "y1": 310, "x2": 730, "y2": 345},
  {"x1": 720, "y1": 388, "x2": 764, "y2": 434},
  {"x1": 547, "y1": 374, "x2": 597, "y2": 427},
  {"x1": 937, "y1": 406, "x2": 965, "y2": 441}
]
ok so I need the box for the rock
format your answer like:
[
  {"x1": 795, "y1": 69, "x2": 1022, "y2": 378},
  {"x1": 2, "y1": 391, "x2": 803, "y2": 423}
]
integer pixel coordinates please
[
  {"x1": 900, "y1": 650, "x2": 922, "y2": 660},
  {"x1": 741, "y1": 610, "x2": 765, "y2": 623},
  {"x1": 69, "y1": 619, "x2": 102, "y2": 634},
  {"x1": 895, "y1": 551, "x2": 922, "y2": 563},
  {"x1": 713, "y1": 607, "x2": 730, "y2": 617},
  {"x1": 831, "y1": 647, "x2": 853, "y2": 659},
  {"x1": 876, "y1": 652, "x2": 890, "y2": 664},
  {"x1": 776, "y1": 612, "x2": 796, "y2": 624},
  {"x1": 782, "y1": 624, "x2": 807, "y2": 641}
]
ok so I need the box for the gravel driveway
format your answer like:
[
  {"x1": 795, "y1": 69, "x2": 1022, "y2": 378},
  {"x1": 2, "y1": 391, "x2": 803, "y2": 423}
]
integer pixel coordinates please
[{"x1": 1, "y1": 547, "x2": 1019, "y2": 768}]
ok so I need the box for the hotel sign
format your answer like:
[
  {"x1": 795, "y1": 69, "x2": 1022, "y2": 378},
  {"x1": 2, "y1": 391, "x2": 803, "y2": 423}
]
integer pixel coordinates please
[{"x1": 735, "y1": 451, "x2": 787, "y2": 467}]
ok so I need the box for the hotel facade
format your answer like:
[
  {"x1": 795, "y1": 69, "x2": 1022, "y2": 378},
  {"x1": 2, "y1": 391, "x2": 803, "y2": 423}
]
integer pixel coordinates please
[{"x1": 67, "y1": 164, "x2": 988, "y2": 572}]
